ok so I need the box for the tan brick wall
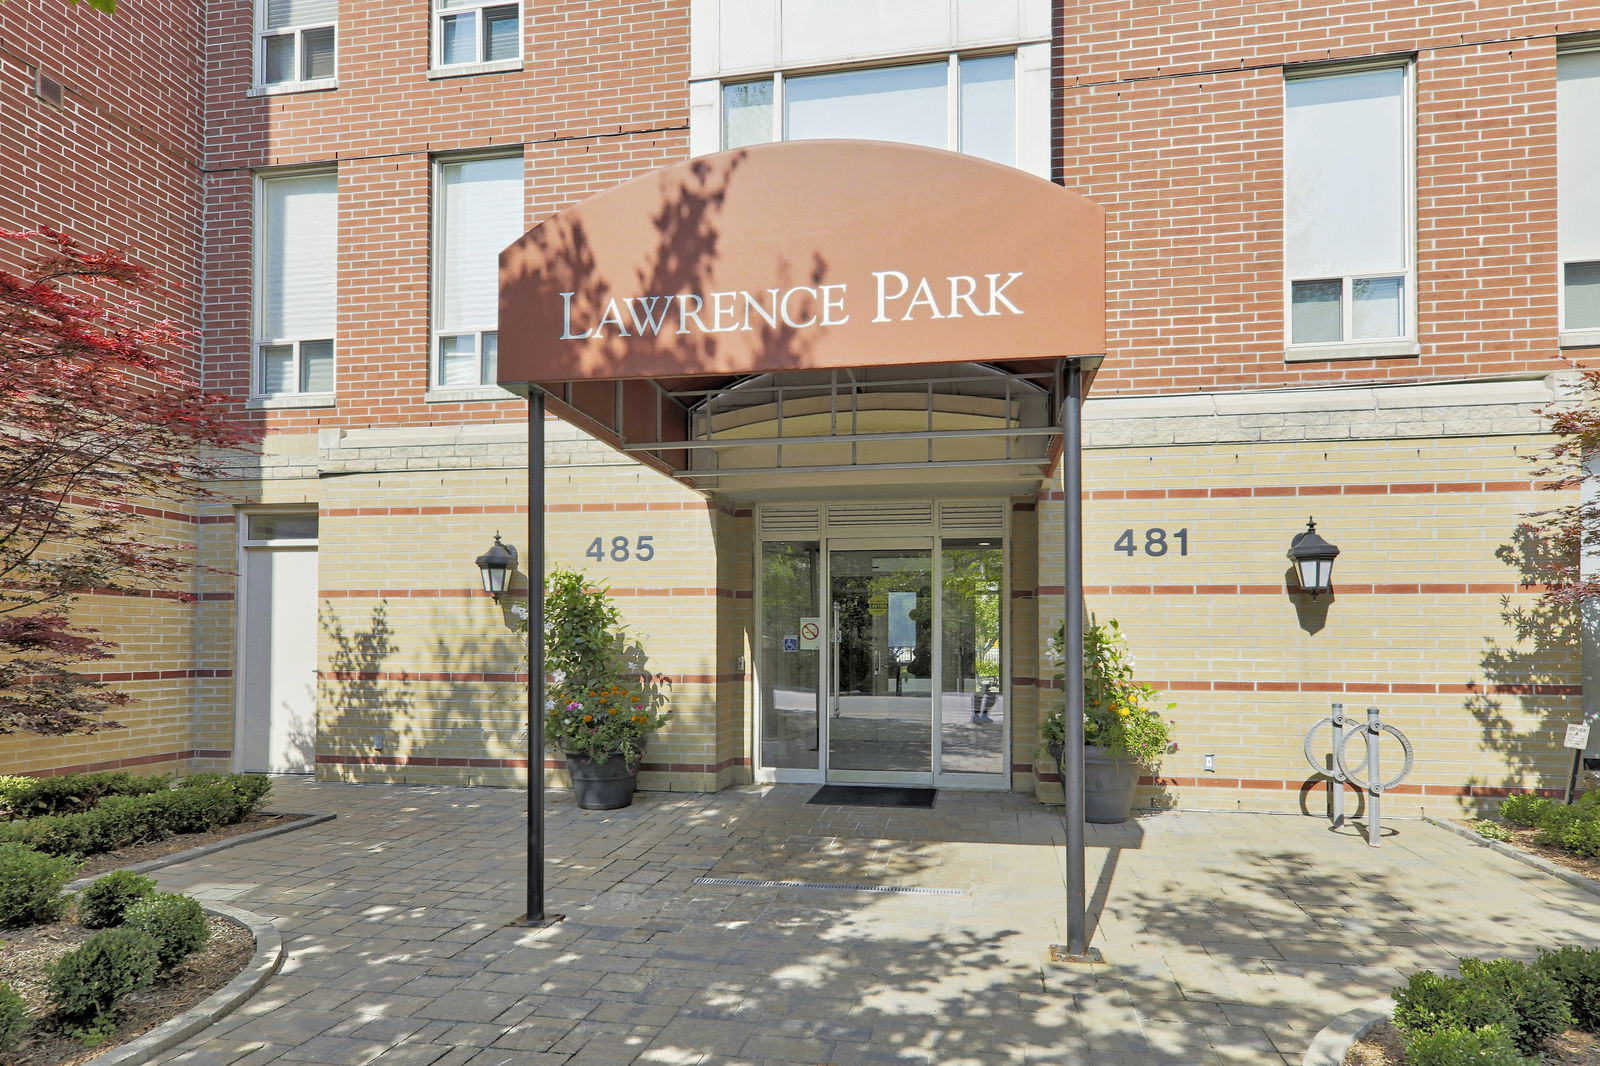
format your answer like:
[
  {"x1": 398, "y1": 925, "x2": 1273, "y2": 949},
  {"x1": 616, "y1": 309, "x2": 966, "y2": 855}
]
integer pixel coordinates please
[{"x1": 1032, "y1": 401, "x2": 1577, "y2": 815}]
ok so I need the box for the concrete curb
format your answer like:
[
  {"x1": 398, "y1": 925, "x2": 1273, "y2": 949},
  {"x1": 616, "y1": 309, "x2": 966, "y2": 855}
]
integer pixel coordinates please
[
  {"x1": 67, "y1": 811, "x2": 335, "y2": 891},
  {"x1": 80, "y1": 902, "x2": 284, "y2": 1066},
  {"x1": 1301, "y1": 997, "x2": 1393, "y2": 1066},
  {"x1": 1422, "y1": 815, "x2": 1600, "y2": 900}
]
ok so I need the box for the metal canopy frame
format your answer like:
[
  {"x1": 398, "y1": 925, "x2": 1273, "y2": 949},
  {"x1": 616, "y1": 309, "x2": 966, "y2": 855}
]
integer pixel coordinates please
[{"x1": 521, "y1": 359, "x2": 1094, "y2": 960}]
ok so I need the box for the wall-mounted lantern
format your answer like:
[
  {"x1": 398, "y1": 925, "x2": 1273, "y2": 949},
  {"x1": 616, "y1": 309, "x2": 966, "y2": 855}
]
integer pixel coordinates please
[
  {"x1": 475, "y1": 533, "x2": 518, "y2": 602},
  {"x1": 1288, "y1": 517, "x2": 1339, "y2": 598}
]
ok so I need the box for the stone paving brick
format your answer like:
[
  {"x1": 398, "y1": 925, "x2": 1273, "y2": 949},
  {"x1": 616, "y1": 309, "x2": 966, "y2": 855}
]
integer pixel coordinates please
[{"x1": 141, "y1": 780, "x2": 1600, "y2": 1066}]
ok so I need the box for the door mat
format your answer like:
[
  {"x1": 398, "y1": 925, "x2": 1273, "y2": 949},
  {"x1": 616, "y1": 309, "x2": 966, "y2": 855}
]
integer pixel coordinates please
[{"x1": 806, "y1": 785, "x2": 937, "y2": 808}]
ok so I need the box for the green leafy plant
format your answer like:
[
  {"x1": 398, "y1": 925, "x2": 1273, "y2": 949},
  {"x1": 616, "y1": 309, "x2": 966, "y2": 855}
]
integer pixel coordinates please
[
  {"x1": 1041, "y1": 618, "x2": 1173, "y2": 764},
  {"x1": 0, "y1": 981, "x2": 27, "y2": 1053},
  {"x1": 525, "y1": 568, "x2": 670, "y2": 766},
  {"x1": 1499, "y1": 793, "x2": 1554, "y2": 827},
  {"x1": 1402, "y1": 1024, "x2": 1536, "y2": 1066},
  {"x1": 1534, "y1": 945, "x2": 1600, "y2": 1032},
  {"x1": 1458, "y1": 958, "x2": 1571, "y2": 1055},
  {"x1": 78, "y1": 871, "x2": 157, "y2": 929},
  {"x1": 0, "y1": 772, "x2": 170, "y2": 821},
  {"x1": 48, "y1": 927, "x2": 160, "y2": 1032},
  {"x1": 0, "y1": 842, "x2": 73, "y2": 926},
  {"x1": 0, "y1": 774, "x2": 270, "y2": 859},
  {"x1": 124, "y1": 893, "x2": 208, "y2": 971},
  {"x1": 1394, "y1": 969, "x2": 1516, "y2": 1036},
  {"x1": 1474, "y1": 820, "x2": 1514, "y2": 841}
]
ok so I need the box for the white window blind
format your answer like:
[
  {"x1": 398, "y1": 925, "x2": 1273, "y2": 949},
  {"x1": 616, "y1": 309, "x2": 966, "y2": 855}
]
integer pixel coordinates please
[
  {"x1": 437, "y1": 155, "x2": 523, "y2": 334},
  {"x1": 1285, "y1": 68, "x2": 1407, "y2": 280},
  {"x1": 786, "y1": 62, "x2": 947, "y2": 148},
  {"x1": 260, "y1": 172, "x2": 337, "y2": 341},
  {"x1": 265, "y1": 0, "x2": 335, "y2": 29},
  {"x1": 1560, "y1": 51, "x2": 1600, "y2": 262}
]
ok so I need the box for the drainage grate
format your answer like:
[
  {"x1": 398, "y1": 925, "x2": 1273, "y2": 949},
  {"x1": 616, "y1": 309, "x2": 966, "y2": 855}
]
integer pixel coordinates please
[{"x1": 693, "y1": 876, "x2": 962, "y2": 897}]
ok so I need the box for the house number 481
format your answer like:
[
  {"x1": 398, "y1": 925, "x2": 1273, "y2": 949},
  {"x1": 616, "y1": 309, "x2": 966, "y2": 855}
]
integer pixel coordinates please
[{"x1": 1114, "y1": 528, "x2": 1189, "y2": 557}]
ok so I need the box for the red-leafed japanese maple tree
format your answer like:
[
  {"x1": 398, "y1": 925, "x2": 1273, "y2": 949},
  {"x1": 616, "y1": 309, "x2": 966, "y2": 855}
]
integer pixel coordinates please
[
  {"x1": 1, "y1": 229, "x2": 256, "y2": 735},
  {"x1": 1518, "y1": 364, "x2": 1600, "y2": 612}
]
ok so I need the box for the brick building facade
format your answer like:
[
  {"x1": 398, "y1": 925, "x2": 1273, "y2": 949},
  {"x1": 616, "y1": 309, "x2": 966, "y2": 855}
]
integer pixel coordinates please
[{"x1": 2, "y1": 0, "x2": 1593, "y2": 813}]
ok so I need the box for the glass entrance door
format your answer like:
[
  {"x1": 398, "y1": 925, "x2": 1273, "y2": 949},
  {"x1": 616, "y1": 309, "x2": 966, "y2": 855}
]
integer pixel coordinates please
[
  {"x1": 826, "y1": 542, "x2": 934, "y2": 783},
  {"x1": 755, "y1": 523, "x2": 1009, "y2": 789}
]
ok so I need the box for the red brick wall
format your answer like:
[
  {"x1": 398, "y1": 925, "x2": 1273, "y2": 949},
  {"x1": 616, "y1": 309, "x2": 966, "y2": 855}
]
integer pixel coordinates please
[
  {"x1": 0, "y1": 0, "x2": 204, "y2": 356},
  {"x1": 200, "y1": 0, "x2": 692, "y2": 432},
  {"x1": 1056, "y1": 2, "x2": 1593, "y2": 395}
]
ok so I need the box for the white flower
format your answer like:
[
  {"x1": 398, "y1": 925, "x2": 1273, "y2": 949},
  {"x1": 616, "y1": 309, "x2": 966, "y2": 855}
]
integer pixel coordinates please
[{"x1": 509, "y1": 602, "x2": 529, "y2": 620}]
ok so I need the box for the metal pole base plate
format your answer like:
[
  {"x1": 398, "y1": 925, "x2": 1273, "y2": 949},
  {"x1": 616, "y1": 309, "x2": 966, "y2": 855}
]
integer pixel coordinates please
[
  {"x1": 1049, "y1": 944, "x2": 1104, "y2": 965},
  {"x1": 508, "y1": 913, "x2": 566, "y2": 928}
]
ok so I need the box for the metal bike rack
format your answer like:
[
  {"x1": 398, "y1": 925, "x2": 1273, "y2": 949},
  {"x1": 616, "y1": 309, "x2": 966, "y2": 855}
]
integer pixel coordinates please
[{"x1": 1304, "y1": 704, "x2": 1415, "y2": 847}]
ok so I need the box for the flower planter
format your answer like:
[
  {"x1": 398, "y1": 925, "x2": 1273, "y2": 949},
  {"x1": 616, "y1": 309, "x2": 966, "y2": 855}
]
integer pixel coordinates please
[
  {"x1": 1051, "y1": 743, "x2": 1141, "y2": 824},
  {"x1": 564, "y1": 750, "x2": 639, "y2": 810}
]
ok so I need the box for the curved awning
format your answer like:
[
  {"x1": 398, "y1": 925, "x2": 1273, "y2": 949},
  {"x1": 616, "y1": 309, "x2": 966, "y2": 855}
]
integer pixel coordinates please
[{"x1": 497, "y1": 140, "x2": 1104, "y2": 494}]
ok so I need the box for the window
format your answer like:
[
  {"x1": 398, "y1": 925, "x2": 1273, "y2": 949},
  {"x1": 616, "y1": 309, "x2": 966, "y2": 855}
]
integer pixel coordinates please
[
  {"x1": 1284, "y1": 65, "x2": 1412, "y2": 350},
  {"x1": 722, "y1": 53, "x2": 1017, "y2": 167},
  {"x1": 433, "y1": 155, "x2": 523, "y2": 389},
  {"x1": 434, "y1": 0, "x2": 519, "y2": 68},
  {"x1": 257, "y1": 0, "x2": 336, "y2": 87},
  {"x1": 256, "y1": 171, "x2": 337, "y2": 397},
  {"x1": 1560, "y1": 49, "x2": 1600, "y2": 337}
]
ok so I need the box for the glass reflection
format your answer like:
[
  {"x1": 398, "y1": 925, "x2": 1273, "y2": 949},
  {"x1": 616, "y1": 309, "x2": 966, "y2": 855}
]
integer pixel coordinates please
[
  {"x1": 760, "y1": 542, "x2": 820, "y2": 769},
  {"x1": 941, "y1": 540, "x2": 1005, "y2": 775}
]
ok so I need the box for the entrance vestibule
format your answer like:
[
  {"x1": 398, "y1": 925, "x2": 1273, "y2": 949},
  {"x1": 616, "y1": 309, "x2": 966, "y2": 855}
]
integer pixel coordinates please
[{"x1": 757, "y1": 504, "x2": 1008, "y2": 789}]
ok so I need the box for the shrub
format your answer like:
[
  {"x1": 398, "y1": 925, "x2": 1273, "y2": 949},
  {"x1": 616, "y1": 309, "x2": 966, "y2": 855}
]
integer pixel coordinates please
[
  {"x1": 1475, "y1": 820, "x2": 1514, "y2": 841},
  {"x1": 48, "y1": 927, "x2": 159, "y2": 1025},
  {"x1": 1403, "y1": 1024, "x2": 1536, "y2": 1066},
  {"x1": 0, "y1": 772, "x2": 171, "y2": 821},
  {"x1": 0, "y1": 774, "x2": 271, "y2": 860},
  {"x1": 1549, "y1": 816, "x2": 1600, "y2": 859},
  {"x1": 85, "y1": 796, "x2": 172, "y2": 852},
  {"x1": 0, "y1": 981, "x2": 27, "y2": 1052},
  {"x1": 15, "y1": 813, "x2": 96, "y2": 857},
  {"x1": 1534, "y1": 945, "x2": 1600, "y2": 1032},
  {"x1": 1500, "y1": 793, "x2": 1555, "y2": 827},
  {"x1": 1457, "y1": 958, "x2": 1571, "y2": 1055},
  {"x1": 79, "y1": 871, "x2": 157, "y2": 929},
  {"x1": 1394, "y1": 970, "x2": 1515, "y2": 1036},
  {"x1": 0, "y1": 843, "x2": 73, "y2": 926},
  {"x1": 124, "y1": 894, "x2": 208, "y2": 970}
]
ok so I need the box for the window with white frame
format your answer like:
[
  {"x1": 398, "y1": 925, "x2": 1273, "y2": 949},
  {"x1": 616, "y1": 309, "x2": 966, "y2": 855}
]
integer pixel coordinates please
[
  {"x1": 721, "y1": 53, "x2": 1017, "y2": 166},
  {"x1": 1284, "y1": 65, "x2": 1412, "y2": 348},
  {"x1": 1560, "y1": 49, "x2": 1600, "y2": 336},
  {"x1": 434, "y1": 0, "x2": 519, "y2": 68},
  {"x1": 433, "y1": 154, "x2": 523, "y2": 389},
  {"x1": 257, "y1": 0, "x2": 336, "y2": 87},
  {"x1": 256, "y1": 171, "x2": 337, "y2": 397}
]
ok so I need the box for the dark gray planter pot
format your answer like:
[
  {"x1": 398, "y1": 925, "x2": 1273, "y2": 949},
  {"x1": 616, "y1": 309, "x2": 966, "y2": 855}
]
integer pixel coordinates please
[
  {"x1": 1051, "y1": 743, "x2": 1140, "y2": 823},
  {"x1": 564, "y1": 750, "x2": 639, "y2": 810}
]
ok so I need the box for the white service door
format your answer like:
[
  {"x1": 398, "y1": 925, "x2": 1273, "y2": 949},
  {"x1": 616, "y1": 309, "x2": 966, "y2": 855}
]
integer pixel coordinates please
[{"x1": 238, "y1": 546, "x2": 317, "y2": 773}]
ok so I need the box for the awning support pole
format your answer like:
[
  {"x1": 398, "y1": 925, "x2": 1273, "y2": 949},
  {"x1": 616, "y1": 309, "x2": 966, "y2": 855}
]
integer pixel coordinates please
[
  {"x1": 524, "y1": 387, "x2": 555, "y2": 925},
  {"x1": 1059, "y1": 363, "x2": 1097, "y2": 962}
]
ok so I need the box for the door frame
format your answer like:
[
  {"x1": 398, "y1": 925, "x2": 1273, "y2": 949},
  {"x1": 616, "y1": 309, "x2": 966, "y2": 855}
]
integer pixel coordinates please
[
  {"x1": 233, "y1": 510, "x2": 320, "y2": 774},
  {"x1": 752, "y1": 502, "x2": 1012, "y2": 791}
]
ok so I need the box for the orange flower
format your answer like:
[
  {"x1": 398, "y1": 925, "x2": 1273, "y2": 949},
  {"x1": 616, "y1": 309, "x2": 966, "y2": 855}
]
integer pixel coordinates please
[{"x1": 582, "y1": 714, "x2": 593, "y2": 722}]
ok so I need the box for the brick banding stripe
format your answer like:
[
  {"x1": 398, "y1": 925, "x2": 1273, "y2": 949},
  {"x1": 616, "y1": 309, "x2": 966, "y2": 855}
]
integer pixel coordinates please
[
  {"x1": 1036, "y1": 583, "x2": 1544, "y2": 596},
  {"x1": 1013, "y1": 676, "x2": 1578, "y2": 696},
  {"x1": 318, "y1": 754, "x2": 752, "y2": 773},
  {"x1": 321, "y1": 586, "x2": 748, "y2": 599},
  {"x1": 320, "y1": 501, "x2": 730, "y2": 517},
  {"x1": 17, "y1": 750, "x2": 233, "y2": 778},
  {"x1": 78, "y1": 669, "x2": 233, "y2": 683},
  {"x1": 1041, "y1": 480, "x2": 1547, "y2": 502},
  {"x1": 1026, "y1": 766, "x2": 1564, "y2": 798}
]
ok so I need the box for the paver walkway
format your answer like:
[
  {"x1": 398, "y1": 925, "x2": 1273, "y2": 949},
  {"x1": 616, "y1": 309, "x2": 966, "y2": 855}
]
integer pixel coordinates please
[{"x1": 149, "y1": 780, "x2": 1600, "y2": 1066}]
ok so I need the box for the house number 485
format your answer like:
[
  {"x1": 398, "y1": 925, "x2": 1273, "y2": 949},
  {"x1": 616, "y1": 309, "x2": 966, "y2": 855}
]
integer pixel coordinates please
[
  {"x1": 1114, "y1": 528, "x2": 1189, "y2": 557},
  {"x1": 586, "y1": 536, "x2": 656, "y2": 562}
]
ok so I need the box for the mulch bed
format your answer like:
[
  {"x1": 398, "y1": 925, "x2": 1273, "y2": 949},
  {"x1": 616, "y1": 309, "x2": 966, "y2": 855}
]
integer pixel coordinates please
[
  {"x1": 68, "y1": 812, "x2": 305, "y2": 881},
  {"x1": 1347, "y1": 1021, "x2": 1600, "y2": 1065},
  {"x1": 0, "y1": 813, "x2": 309, "y2": 1065},
  {"x1": 0, "y1": 913, "x2": 253, "y2": 1066},
  {"x1": 1475, "y1": 822, "x2": 1600, "y2": 885}
]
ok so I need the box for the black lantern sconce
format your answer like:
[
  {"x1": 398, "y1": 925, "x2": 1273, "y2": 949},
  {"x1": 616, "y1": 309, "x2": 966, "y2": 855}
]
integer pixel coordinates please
[
  {"x1": 475, "y1": 533, "x2": 518, "y2": 602},
  {"x1": 1288, "y1": 517, "x2": 1340, "y2": 598}
]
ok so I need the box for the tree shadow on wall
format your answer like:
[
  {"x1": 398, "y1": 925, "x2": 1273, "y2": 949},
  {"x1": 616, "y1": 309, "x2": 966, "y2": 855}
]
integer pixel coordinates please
[
  {"x1": 1465, "y1": 526, "x2": 1583, "y2": 797},
  {"x1": 320, "y1": 601, "x2": 412, "y2": 766}
]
